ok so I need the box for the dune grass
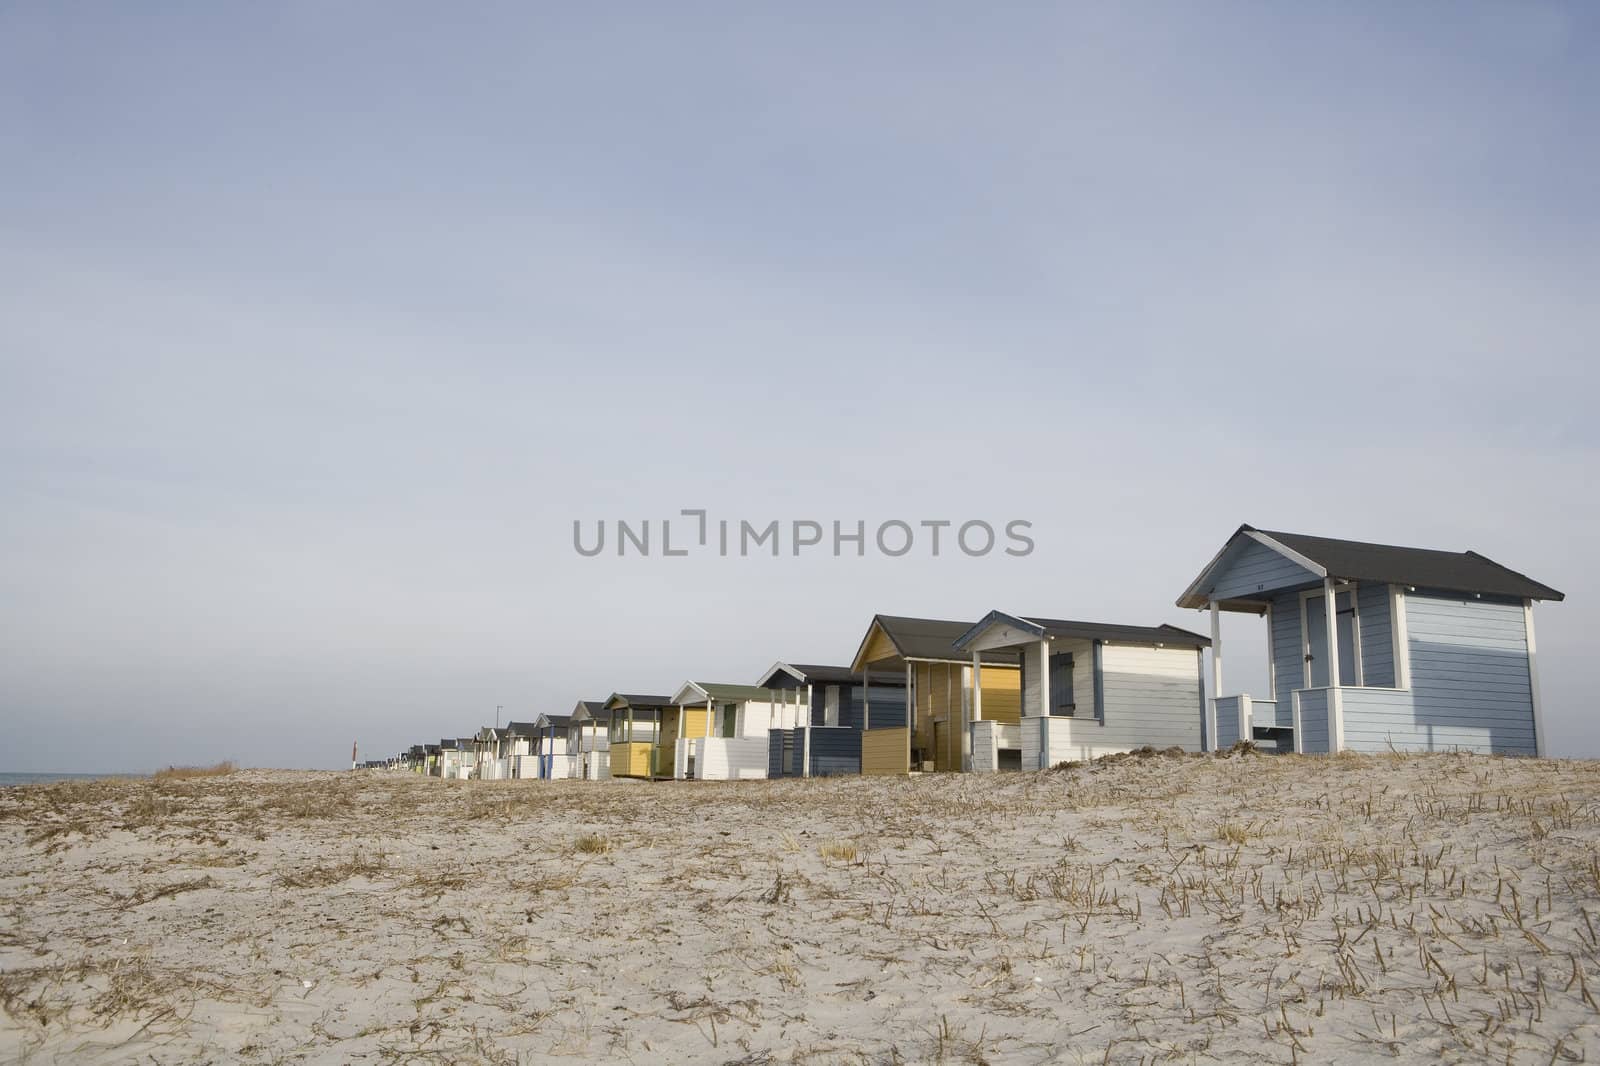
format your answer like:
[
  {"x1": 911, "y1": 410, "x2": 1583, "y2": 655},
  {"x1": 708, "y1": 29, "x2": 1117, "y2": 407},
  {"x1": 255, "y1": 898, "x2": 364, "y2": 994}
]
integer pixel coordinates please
[{"x1": 153, "y1": 761, "x2": 237, "y2": 781}]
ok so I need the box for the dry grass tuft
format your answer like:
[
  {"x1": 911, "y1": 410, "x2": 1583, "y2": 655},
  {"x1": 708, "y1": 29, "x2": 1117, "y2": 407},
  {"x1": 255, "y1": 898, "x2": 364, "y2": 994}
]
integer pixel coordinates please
[
  {"x1": 1216, "y1": 820, "x2": 1251, "y2": 844},
  {"x1": 154, "y1": 761, "x2": 236, "y2": 781},
  {"x1": 573, "y1": 833, "x2": 611, "y2": 854},
  {"x1": 818, "y1": 839, "x2": 859, "y2": 863}
]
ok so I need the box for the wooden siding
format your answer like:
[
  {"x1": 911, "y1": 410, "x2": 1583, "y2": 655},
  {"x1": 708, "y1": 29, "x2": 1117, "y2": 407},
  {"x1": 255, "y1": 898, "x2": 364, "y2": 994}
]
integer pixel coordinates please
[
  {"x1": 859, "y1": 626, "x2": 899, "y2": 667},
  {"x1": 1357, "y1": 583, "x2": 1395, "y2": 687},
  {"x1": 971, "y1": 720, "x2": 999, "y2": 772},
  {"x1": 809, "y1": 728, "x2": 862, "y2": 776},
  {"x1": 1341, "y1": 590, "x2": 1536, "y2": 755},
  {"x1": 1207, "y1": 538, "x2": 1317, "y2": 602},
  {"x1": 1214, "y1": 696, "x2": 1242, "y2": 748},
  {"x1": 1297, "y1": 689, "x2": 1331, "y2": 753},
  {"x1": 1060, "y1": 644, "x2": 1203, "y2": 760},
  {"x1": 1269, "y1": 591, "x2": 1302, "y2": 723},
  {"x1": 862, "y1": 727, "x2": 910, "y2": 775},
  {"x1": 916, "y1": 661, "x2": 960, "y2": 771},
  {"x1": 979, "y1": 667, "x2": 1021, "y2": 724},
  {"x1": 768, "y1": 729, "x2": 800, "y2": 778},
  {"x1": 610, "y1": 741, "x2": 652, "y2": 778},
  {"x1": 858, "y1": 685, "x2": 908, "y2": 729},
  {"x1": 692, "y1": 738, "x2": 769, "y2": 779},
  {"x1": 681, "y1": 707, "x2": 710, "y2": 741}
]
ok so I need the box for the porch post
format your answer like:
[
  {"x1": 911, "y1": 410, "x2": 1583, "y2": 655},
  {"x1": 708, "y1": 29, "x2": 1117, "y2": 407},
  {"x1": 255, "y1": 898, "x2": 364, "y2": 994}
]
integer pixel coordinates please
[
  {"x1": 1037, "y1": 639, "x2": 1050, "y2": 718},
  {"x1": 1525, "y1": 600, "x2": 1546, "y2": 757},
  {"x1": 969, "y1": 652, "x2": 982, "y2": 773},
  {"x1": 1264, "y1": 603, "x2": 1276, "y2": 699},
  {"x1": 905, "y1": 662, "x2": 914, "y2": 771},
  {"x1": 1208, "y1": 601, "x2": 1222, "y2": 752},
  {"x1": 802, "y1": 685, "x2": 812, "y2": 778},
  {"x1": 862, "y1": 666, "x2": 870, "y2": 731},
  {"x1": 1324, "y1": 578, "x2": 1344, "y2": 752}
]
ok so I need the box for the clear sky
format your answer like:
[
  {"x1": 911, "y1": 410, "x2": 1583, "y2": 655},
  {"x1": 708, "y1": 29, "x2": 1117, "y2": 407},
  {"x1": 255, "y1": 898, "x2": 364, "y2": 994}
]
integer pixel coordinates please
[{"x1": 2, "y1": 4, "x2": 1595, "y2": 771}]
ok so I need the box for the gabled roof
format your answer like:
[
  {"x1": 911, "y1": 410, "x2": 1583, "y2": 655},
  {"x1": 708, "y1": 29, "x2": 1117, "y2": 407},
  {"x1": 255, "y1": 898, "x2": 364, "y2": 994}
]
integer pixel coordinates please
[
  {"x1": 603, "y1": 693, "x2": 674, "y2": 712},
  {"x1": 570, "y1": 700, "x2": 610, "y2": 722},
  {"x1": 673, "y1": 681, "x2": 773, "y2": 705},
  {"x1": 954, "y1": 610, "x2": 1210, "y2": 651},
  {"x1": 502, "y1": 721, "x2": 540, "y2": 737},
  {"x1": 755, "y1": 662, "x2": 901, "y2": 687},
  {"x1": 850, "y1": 614, "x2": 1021, "y2": 671},
  {"x1": 439, "y1": 739, "x2": 457, "y2": 750},
  {"x1": 535, "y1": 713, "x2": 573, "y2": 729},
  {"x1": 1176, "y1": 524, "x2": 1564, "y2": 609}
]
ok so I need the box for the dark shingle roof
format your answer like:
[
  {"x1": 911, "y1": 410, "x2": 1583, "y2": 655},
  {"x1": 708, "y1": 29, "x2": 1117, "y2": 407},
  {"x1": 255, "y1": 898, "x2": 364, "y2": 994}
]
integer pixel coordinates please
[
  {"x1": 605, "y1": 693, "x2": 674, "y2": 710},
  {"x1": 757, "y1": 662, "x2": 909, "y2": 687},
  {"x1": 571, "y1": 700, "x2": 612, "y2": 722},
  {"x1": 794, "y1": 664, "x2": 895, "y2": 684},
  {"x1": 1022, "y1": 618, "x2": 1211, "y2": 648},
  {"x1": 1258, "y1": 527, "x2": 1563, "y2": 602},
  {"x1": 503, "y1": 721, "x2": 540, "y2": 736},
  {"x1": 858, "y1": 615, "x2": 1021, "y2": 667}
]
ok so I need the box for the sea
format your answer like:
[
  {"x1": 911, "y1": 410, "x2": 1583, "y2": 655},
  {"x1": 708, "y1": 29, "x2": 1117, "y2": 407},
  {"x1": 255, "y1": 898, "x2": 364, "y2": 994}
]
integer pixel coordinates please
[{"x1": 0, "y1": 771, "x2": 148, "y2": 787}]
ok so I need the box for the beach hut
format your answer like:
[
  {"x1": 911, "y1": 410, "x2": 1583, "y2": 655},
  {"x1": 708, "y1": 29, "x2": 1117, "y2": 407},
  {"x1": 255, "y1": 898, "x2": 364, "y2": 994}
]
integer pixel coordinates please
[
  {"x1": 567, "y1": 701, "x2": 611, "y2": 780},
  {"x1": 668, "y1": 682, "x2": 802, "y2": 780},
  {"x1": 532, "y1": 713, "x2": 574, "y2": 779},
  {"x1": 756, "y1": 663, "x2": 907, "y2": 777},
  {"x1": 848, "y1": 615, "x2": 1024, "y2": 774},
  {"x1": 603, "y1": 694, "x2": 671, "y2": 778},
  {"x1": 437, "y1": 739, "x2": 463, "y2": 779},
  {"x1": 424, "y1": 743, "x2": 441, "y2": 776},
  {"x1": 457, "y1": 738, "x2": 480, "y2": 779},
  {"x1": 473, "y1": 727, "x2": 504, "y2": 779},
  {"x1": 952, "y1": 613, "x2": 1211, "y2": 769},
  {"x1": 1176, "y1": 524, "x2": 1563, "y2": 755},
  {"x1": 487, "y1": 721, "x2": 534, "y2": 778},
  {"x1": 565, "y1": 700, "x2": 608, "y2": 779}
]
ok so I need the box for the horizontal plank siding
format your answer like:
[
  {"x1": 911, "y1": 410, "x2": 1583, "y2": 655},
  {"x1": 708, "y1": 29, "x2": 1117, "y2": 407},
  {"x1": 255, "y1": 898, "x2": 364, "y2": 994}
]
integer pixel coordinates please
[
  {"x1": 1207, "y1": 539, "x2": 1318, "y2": 602},
  {"x1": 979, "y1": 667, "x2": 1022, "y2": 724},
  {"x1": 1039, "y1": 645, "x2": 1205, "y2": 762},
  {"x1": 862, "y1": 727, "x2": 910, "y2": 775},
  {"x1": 852, "y1": 685, "x2": 907, "y2": 729},
  {"x1": 694, "y1": 738, "x2": 770, "y2": 779},
  {"x1": 609, "y1": 741, "x2": 652, "y2": 778},
  {"x1": 1340, "y1": 590, "x2": 1535, "y2": 755},
  {"x1": 807, "y1": 727, "x2": 861, "y2": 776},
  {"x1": 1270, "y1": 592, "x2": 1303, "y2": 721},
  {"x1": 1214, "y1": 696, "x2": 1241, "y2": 748},
  {"x1": 767, "y1": 729, "x2": 793, "y2": 778},
  {"x1": 1022, "y1": 716, "x2": 1045, "y2": 770},
  {"x1": 1298, "y1": 689, "x2": 1330, "y2": 753},
  {"x1": 924, "y1": 663, "x2": 959, "y2": 771},
  {"x1": 970, "y1": 721, "x2": 1000, "y2": 772},
  {"x1": 1358, "y1": 584, "x2": 1395, "y2": 686}
]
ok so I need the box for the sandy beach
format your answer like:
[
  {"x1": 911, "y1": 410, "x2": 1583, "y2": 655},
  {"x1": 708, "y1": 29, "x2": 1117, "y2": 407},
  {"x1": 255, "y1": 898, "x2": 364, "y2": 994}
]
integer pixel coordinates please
[{"x1": 3, "y1": 752, "x2": 1599, "y2": 1063}]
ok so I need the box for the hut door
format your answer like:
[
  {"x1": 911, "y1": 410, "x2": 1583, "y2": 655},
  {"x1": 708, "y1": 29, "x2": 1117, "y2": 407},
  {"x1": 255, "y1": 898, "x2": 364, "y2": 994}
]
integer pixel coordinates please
[{"x1": 1302, "y1": 590, "x2": 1359, "y2": 687}]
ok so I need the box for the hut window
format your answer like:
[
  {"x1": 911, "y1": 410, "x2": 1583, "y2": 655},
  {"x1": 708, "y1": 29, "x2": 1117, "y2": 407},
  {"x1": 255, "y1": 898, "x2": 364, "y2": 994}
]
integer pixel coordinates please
[
  {"x1": 719, "y1": 703, "x2": 738, "y2": 737},
  {"x1": 1048, "y1": 653, "x2": 1077, "y2": 716}
]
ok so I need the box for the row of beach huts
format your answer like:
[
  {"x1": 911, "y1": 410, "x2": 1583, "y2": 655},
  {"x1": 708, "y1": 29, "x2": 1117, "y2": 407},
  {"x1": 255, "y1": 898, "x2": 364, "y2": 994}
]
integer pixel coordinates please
[{"x1": 360, "y1": 524, "x2": 1563, "y2": 780}]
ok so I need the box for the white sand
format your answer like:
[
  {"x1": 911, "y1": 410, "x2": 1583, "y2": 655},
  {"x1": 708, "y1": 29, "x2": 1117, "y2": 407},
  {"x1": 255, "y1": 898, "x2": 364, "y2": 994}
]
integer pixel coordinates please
[{"x1": 3, "y1": 751, "x2": 1600, "y2": 1063}]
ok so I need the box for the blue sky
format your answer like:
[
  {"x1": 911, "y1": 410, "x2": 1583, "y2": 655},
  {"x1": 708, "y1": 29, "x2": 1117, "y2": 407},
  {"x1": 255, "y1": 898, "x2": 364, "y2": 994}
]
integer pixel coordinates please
[{"x1": 2, "y1": 4, "x2": 1596, "y2": 770}]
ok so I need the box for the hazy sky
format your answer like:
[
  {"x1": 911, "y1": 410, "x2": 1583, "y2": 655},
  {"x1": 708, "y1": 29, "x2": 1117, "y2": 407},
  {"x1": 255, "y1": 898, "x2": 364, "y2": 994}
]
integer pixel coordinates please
[{"x1": 2, "y1": 4, "x2": 1595, "y2": 771}]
